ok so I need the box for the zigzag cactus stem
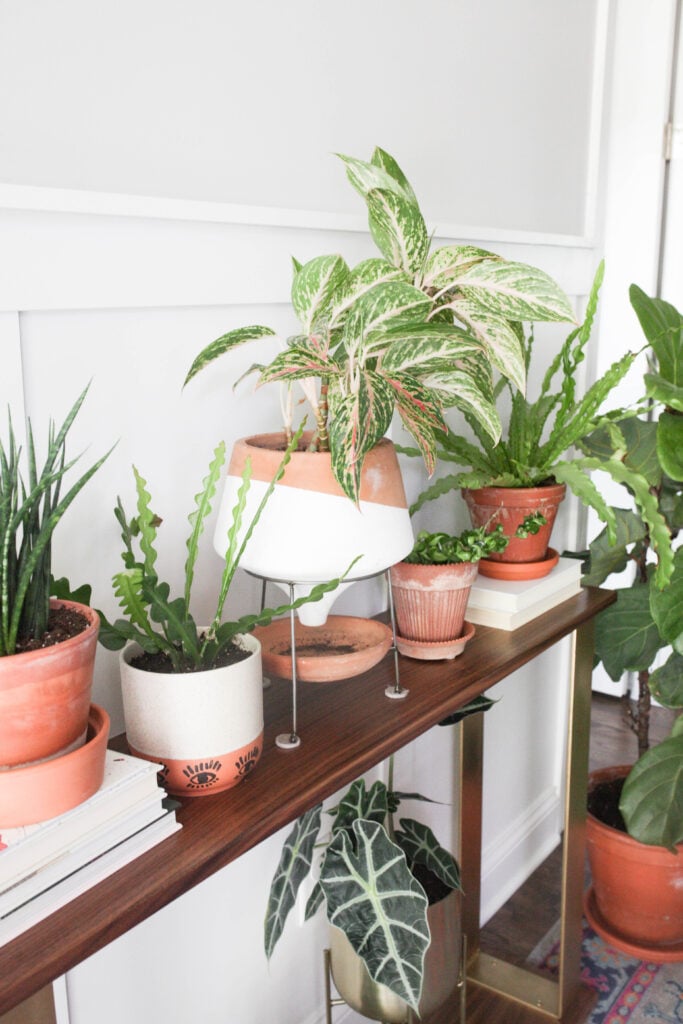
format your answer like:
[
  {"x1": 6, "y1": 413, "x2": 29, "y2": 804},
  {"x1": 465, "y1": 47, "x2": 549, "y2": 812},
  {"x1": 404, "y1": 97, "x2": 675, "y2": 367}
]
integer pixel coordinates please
[{"x1": 316, "y1": 384, "x2": 330, "y2": 451}]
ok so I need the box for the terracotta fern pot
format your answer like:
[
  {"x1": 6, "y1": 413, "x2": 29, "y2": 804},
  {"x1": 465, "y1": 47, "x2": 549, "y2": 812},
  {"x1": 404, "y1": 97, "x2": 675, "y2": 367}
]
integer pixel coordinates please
[
  {"x1": 462, "y1": 483, "x2": 566, "y2": 563},
  {"x1": 0, "y1": 599, "x2": 100, "y2": 769},
  {"x1": 584, "y1": 765, "x2": 683, "y2": 962},
  {"x1": 329, "y1": 888, "x2": 461, "y2": 1023},
  {"x1": 215, "y1": 433, "x2": 414, "y2": 626},
  {"x1": 120, "y1": 633, "x2": 264, "y2": 798},
  {"x1": 389, "y1": 561, "x2": 478, "y2": 643}
]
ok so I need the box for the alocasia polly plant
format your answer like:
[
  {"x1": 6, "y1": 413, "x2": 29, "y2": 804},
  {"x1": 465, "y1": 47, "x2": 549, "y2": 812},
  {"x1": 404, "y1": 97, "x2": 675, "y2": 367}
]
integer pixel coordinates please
[
  {"x1": 185, "y1": 146, "x2": 575, "y2": 504},
  {"x1": 264, "y1": 774, "x2": 461, "y2": 1014},
  {"x1": 579, "y1": 285, "x2": 683, "y2": 850}
]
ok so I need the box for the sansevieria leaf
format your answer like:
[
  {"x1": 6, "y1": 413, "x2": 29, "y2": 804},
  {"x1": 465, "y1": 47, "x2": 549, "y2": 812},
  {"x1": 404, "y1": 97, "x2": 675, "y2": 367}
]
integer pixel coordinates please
[
  {"x1": 449, "y1": 259, "x2": 576, "y2": 323},
  {"x1": 291, "y1": 255, "x2": 349, "y2": 333},
  {"x1": 265, "y1": 805, "x2": 322, "y2": 958},
  {"x1": 366, "y1": 188, "x2": 429, "y2": 275},
  {"x1": 320, "y1": 819, "x2": 430, "y2": 1012}
]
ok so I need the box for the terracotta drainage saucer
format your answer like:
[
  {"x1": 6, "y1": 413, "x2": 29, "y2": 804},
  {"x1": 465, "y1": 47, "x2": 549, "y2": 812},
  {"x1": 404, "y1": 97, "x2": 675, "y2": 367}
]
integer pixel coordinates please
[
  {"x1": 584, "y1": 885, "x2": 683, "y2": 963},
  {"x1": 253, "y1": 615, "x2": 393, "y2": 682},
  {"x1": 0, "y1": 704, "x2": 110, "y2": 828},
  {"x1": 395, "y1": 621, "x2": 476, "y2": 661},
  {"x1": 478, "y1": 548, "x2": 560, "y2": 581}
]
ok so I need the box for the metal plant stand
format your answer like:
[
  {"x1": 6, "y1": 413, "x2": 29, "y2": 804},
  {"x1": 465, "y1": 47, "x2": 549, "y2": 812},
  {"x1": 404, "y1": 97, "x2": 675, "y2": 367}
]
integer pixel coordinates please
[{"x1": 251, "y1": 569, "x2": 406, "y2": 749}]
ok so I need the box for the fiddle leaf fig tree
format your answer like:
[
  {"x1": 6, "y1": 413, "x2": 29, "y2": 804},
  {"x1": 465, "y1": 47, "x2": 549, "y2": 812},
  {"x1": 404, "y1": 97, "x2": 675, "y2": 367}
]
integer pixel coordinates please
[
  {"x1": 185, "y1": 146, "x2": 576, "y2": 504},
  {"x1": 580, "y1": 285, "x2": 683, "y2": 850}
]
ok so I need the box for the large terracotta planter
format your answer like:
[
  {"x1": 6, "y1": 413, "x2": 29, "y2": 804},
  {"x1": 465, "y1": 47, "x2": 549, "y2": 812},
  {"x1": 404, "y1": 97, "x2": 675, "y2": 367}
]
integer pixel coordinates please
[
  {"x1": 120, "y1": 633, "x2": 264, "y2": 798},
  {"x1": 215, "y1": 433, "x2": 414, "y2": 626},
  {"x1": 585, "y1": 764, "x2": 683, "y2": 962},
  {"x1": 461, "y1": 483, "x2": 566, "y2": 564},
  {"x1": 329, "y1": 888, "x2": 461, "y2": 1023},
  {"x1": 0, "y1": 599, "x2": 100, "y2": 769},
  {"x1": 389, "y1": 561, "x2": 478, "y2": 642}
]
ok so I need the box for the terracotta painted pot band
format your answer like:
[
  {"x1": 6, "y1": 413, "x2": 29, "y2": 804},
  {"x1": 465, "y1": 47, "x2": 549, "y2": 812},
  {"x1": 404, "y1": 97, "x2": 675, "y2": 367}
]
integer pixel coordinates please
[
  {"x1": 129, "y1": 731, "x2": 264, "y2": 798},
  {"x1": 228, "y1": 433, "x2": 408, "y2": 508}
]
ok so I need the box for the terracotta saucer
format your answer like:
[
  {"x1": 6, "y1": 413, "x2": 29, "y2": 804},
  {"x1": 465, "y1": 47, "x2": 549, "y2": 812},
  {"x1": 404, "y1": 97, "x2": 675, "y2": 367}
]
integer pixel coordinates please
[
  {"x1": 395, "y1": 621, "x2": 476, "y2": 661},
  {"x1": 253, "y1": 615, "x2": 393, "y2": 682},
  {"x1": 478, "y1": 547, "x2": 560, "y2": 581},
  {"x1": 0, "y1": 704, "x2": 110, "y2": 828},
  {"x1": 584, "y1": 885, "x2": 683, "y2": 963}
]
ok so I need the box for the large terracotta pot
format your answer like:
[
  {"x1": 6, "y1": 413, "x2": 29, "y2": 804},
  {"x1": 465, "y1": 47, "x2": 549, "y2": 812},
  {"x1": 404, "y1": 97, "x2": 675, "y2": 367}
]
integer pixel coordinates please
[
  {"x1": 215, "y1": 433, "x2": 414, "y2": 626},
  {"x1": 0, "y1": 599, "x2": 100, "y2": 768},
  {"x1": 120, "y1": 633, "x2": 263, "y2": 798},
  {"x1": 389, "y1": 561, "x2": 478, "y2": 642},
  {"x1": 329, "y1": 888, "x2": 461, "y2": 1023},
  {"x1": 461, "y1": 483, "x2": 566, "y2": 563},
  {"x1": 585, "y1": 764, "x2": 683, "y2": 962}
]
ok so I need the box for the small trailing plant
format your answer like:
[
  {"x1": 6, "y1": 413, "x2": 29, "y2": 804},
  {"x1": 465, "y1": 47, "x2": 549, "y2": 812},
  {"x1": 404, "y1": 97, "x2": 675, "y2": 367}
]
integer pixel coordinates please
[
  {"x1": 264, "y1": 772, "x2": 461, "y2": 1014},
  {"x1": 404, "y1": 513, "x2": 546, "y2": 565},
  {"x1": 407, "y1": 263, "x2": 668, "y2": 555},
  {"x1": 0, "y1": 386, "x2": 110, "y2": 656},
  {"x1": 98, "y1": 426, "x2": 351, "y2": 672},
  {"x1": 580, "y1": 285, "x2": 683, "y2": 850},
  {"x1": 185, "y1": 146, "x2": 575, "y2": 504}
]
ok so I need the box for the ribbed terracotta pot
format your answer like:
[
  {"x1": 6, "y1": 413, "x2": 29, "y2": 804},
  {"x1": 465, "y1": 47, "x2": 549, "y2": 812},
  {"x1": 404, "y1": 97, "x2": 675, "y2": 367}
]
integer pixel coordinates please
[
  {"x1": 215, "y1": 433, "x2": 414, "y2": 626},
  {"x1": 461, "y1": 483, "x2": 566, "y2": 563},
  {"x1": 389, "y1": 561, "x2": 479, "y2": 642},
  {"x1": 585, "y1": 764, "x2": 683, "y2": 962},
  {"x1": 330, "y1": 888, "x2": 461, "y2": 1023},
  {"x1": 120, "y1": 633, "x2": 264, "y2": 798},
  {"x1": 0, "y1": 599, "x2": 100, "y2": 769}
]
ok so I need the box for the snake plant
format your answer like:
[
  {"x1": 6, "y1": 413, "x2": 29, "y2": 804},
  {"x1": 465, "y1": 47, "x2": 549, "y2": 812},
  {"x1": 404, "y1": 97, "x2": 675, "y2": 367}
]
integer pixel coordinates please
[
  {"x1": 185, "y1": 146, "x2": 575, "y2": 504},
  {"x1": 98, "y1": 425, "x2": 352, "y2": 671},
  {"x1": 0, "y1": 386, "x2": 110, "y2": 656}
]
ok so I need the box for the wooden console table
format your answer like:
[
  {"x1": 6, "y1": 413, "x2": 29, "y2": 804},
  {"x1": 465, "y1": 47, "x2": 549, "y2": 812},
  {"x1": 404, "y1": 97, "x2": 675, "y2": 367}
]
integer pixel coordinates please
[{"x1": 0, "y1": 587, "x2": 613, "y2": 1021}]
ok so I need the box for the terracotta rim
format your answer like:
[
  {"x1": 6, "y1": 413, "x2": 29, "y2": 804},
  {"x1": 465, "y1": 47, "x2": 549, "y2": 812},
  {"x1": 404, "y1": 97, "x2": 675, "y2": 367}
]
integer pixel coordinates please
[
  {"x1": 584, "y1": 886, "x2": 683, "y2": 963},
  {"x1": 253, "y1": 615, "x2": 393, "y2": 682},
  {"x1": 478, "y1": 548, "x2": 560, "y2": 580}
]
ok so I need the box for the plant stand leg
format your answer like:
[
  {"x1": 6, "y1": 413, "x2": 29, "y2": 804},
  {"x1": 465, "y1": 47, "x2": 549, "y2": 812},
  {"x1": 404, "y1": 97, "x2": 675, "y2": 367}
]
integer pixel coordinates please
[
  {"x1": 384, "y1": 569, "x2": 408, "y2": 701},
  {"x1": 276, "y1": 585, "x2": 301, "y2": 749}
]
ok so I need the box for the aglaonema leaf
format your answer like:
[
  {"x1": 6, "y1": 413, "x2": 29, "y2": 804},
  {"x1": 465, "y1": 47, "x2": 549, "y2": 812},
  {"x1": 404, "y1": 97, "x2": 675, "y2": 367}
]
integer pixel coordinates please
[
  {"x1": 620, "y1": 734, "x2": 683, "y2": 850},
  {"x1": 394, "y1": 818, "x2": 461, "y2": 892},
  {"x1": 184, "y1": 325, "x2": 276, "y2": 386},
  {"x1": 337, "y1": 152, "x2": 415, "y2": 204},
  {"x1": 448, "y1": 259, "x2": 576, "y2": 323},
  {"x1": 328, "y1": 258, "x2": 409, "y2": 326},
  {"x1": 422, "y1": 244, "x2": 498, "y2": 289},
  {"x1": 264, "y1": 805, "x2": 322, "y2": 958},
  {"x1": 371, "y1": 146, "x2": 418, "y2": 205},
  {"x1": 450, "y1": 300, "x2": 526, "y2": 394},
  {"x1": 291, "y1": 254, "x2": 349, "y2": 333},
  {"x1": 365, "y1": 188, "x2": 429, "y2": 276},
  {"x1": 328, "y1": 373, "x2": 394, "y2": 503},
  {"x1": 320, "y1": 819, "x2": 430, "y2": 1013}
]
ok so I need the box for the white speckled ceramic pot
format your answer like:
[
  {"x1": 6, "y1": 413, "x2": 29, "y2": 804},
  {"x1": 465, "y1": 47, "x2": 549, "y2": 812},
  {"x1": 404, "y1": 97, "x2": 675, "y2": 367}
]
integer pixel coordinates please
[{"x1": 120, "y1": 633, "x2": 263, "y2": 797}]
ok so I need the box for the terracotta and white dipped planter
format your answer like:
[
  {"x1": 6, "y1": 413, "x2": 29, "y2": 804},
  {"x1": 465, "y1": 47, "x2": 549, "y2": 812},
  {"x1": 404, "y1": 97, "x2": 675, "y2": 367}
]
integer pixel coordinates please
[
  {"x1": 215, "y1": 433, "x2": 414, "y2": 626},
  {"x1": 120, "y1": 633, "x2": 263, "y2": 798}
]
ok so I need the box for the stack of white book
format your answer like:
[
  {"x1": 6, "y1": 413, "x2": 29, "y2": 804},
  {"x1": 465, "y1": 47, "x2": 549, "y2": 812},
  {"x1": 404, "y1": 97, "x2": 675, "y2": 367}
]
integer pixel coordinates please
[
  {"x1": 0, "y1": 749, "x2": 180, "y2": 946},
  {"x1": 466, "y1": 557, "x2": 583, "y2": 631}
]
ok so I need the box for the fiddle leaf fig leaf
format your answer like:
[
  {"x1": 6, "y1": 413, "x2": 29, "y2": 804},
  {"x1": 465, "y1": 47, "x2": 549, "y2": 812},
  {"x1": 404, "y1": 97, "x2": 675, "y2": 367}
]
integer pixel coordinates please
[
  {"x1": 448, "y1": 259, "x2": 576, "y2": 323},
  {"x1": 184, "y1": 325, "x2": 276, "y2": 385},
  {"x1": 657, "y1": 412, "x2": 683, "y2": 481},
  {"x1": 366, "y1": 188, "x2": 429, "y2": 275},
  {"x1": 320, "y1": 819, "x2": 430, "y2": 1013},
  {"x1": 620, "y1": 733, "x2": 683, "y2": 850},
  {"x1": 395, "y1": 818, "x2": 462, "y2": 892},
  {"x1": 645, "y1": 371, "x2": 683, "y2": 412},
  {"x1": 650, "y1": 548, "x2": 683, "y2": 653},
  {"x1": 581, "y1": 509, "x2": 646, "y2": 587},
  {"x1": 594, "y1": 585, "x2": 661, "y2": 680},
  {"x1": 265, "y1": 805, "x2": 322, "y2": 958},
  {"x1": 581, "y1": 417, "x2": 661, "y2": 488},
  {"x1": 291, "y1": 255, "x2": 350, "y2": 333},
  {"x1": 649, "y1": 651, "x2": 683, "y2": 710}
]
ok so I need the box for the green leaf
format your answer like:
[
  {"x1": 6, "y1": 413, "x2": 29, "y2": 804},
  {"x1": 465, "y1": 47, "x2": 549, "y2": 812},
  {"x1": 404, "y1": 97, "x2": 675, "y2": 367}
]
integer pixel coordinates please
[
  {"x1": 630, "y1": 284, "x2": 683, "y2": 387},
  {"x1": 657, "y1": 412, "x2": 683, "y2": 481},
  {"x1": 388, "y1": 373, "x2": 447, "y2": 476},
  {"x1": 142, "y1": 579, "x2": 200, "y2": 666},
  {"x1": 394, "y1": 818, "x2": 461, "y2": 892},
  {"x1": 645, "y1": 371, "x2": 683, "y2": 412},
  {"x1": 450, "y1": 259, "x2": 576, "y2": 323},
  {"x1": 365, "y1": 188, "x2": 429, "y2": 275},
  {"x1": 337, "y1": 152, "x2": 415, "y2": 204},
  {"x1": 328, "y1": 373, "x2": 394, "y2": 503},
  {"x1": 184, "y1": 441, "x2": 226, "y2": 608},
  {"x1": 331, "y1": 779, "x2": 389, "y2": 834},
  {"x1": 257, "y1": 342, "x2": 341, "y2": 385},
  {"x1": 422, "y1": 245, "x2": 498, "y2": 289},
  {"x1": 132, "y1": 467, "x2": 159, "y2": 578},
  {"x1": 649, "y1": 651, "x2": 683, "y2": 709},
  {"x1": 438, "y1": 694, "x2": 497, "y2": 726},
  {"x1": 580, "y1": 509, "x2": 646, "y2": 587},
  {"x1": 451, "y1": 300, "x2": 526, "y2": 393},
  {"x1": 328, "y1": 258, "x2": 409, "y2": 325},
  {"x1": 264, "y1": 805, "x2": 322, "y2": 958},
  {"x1": 342, "y1": 281, "x2": 432, "y2": 358},
  {"x1": 371, "y1": 147, "x2": 418, "y2": 204},
  {"x1": 380, "y1": 322, "x2": 481, "y2": 373},
  {"x1": 423, "y1": 369, "x2": 501, "y2": 444},
  {"x1": 320, "y1": 819, "x2": 430, "y2": 1012},
  {"x1": 650, "y1": 547, "x2": 683, "y2": 653},
  {"x1": 620, "y1": 734, "x2": 683, "y2": 850},
  {"x1": 50, "y1": 575, "x2": 92, "y2": 606},
  {"x1": 594, "y1": 585, "x2": 661, "y2": 681},
  {"x1": 304, "y1": 880, "x2": 325, "y2": 920},
  {"x1": 291, "y1": 255, "x2": 349, "y2": 333},
  {"x1": 581, "y1": 417, "x2": 661, "y2": 488},
  {"x1": 184, "y1": 325, "x2": 276, "y2": 386}
]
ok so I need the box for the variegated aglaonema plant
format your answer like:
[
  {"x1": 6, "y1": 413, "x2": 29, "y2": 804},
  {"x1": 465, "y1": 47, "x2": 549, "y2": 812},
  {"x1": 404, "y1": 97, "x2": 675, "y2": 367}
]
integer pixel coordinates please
[
  {"x1": 264, "y1": 775, "x2": 461, "y2": 1014},
  {"x1": 185, "y1": 147, "x2": 576, "y2": 504}
]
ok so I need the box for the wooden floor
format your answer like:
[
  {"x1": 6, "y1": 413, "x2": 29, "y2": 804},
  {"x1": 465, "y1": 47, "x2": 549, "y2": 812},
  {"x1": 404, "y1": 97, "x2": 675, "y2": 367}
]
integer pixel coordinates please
[{"x1": 479, "y1": 693, "x2": 677, "y2": 966}]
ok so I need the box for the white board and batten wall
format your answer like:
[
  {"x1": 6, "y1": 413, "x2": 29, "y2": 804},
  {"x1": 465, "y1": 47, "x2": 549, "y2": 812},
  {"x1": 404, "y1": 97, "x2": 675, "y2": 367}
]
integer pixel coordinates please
[{"x1": 0, "y1": 2, "x2": 675, "y2": 1022}]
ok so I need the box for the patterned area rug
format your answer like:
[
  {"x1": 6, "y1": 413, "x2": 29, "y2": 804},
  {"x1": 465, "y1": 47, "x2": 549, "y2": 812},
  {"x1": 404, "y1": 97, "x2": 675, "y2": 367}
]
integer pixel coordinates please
[{"x1": 529, "y1": 920, "x2": 683, "y2": 1023}]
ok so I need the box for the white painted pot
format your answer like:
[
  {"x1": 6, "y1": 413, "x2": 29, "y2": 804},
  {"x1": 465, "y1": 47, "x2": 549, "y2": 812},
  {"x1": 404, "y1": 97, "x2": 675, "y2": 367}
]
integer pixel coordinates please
[
  {"x1": 120, "y1": 633, "x2": 263, "y2": 797},
  {"x1": 214, "y1": 433, "x2": 414, "y2": 626}
]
